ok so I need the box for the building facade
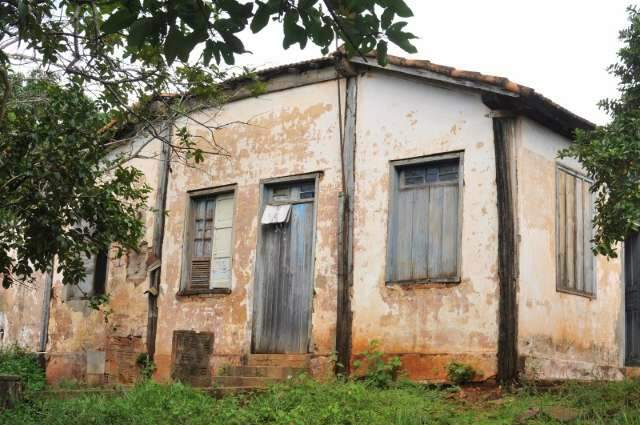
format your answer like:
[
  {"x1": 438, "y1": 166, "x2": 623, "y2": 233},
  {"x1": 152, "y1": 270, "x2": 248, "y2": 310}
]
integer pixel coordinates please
[{"x1": 0, "y1": 54, "x2": 631, "y2": 384}]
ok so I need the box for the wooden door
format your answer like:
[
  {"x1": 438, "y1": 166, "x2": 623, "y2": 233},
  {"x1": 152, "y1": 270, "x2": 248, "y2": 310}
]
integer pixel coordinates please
[
  {"x1": 252, "y1": 181, "x2": 316, "y2": 353},
  {"x1": 626, "y1": 232, "x2": 640, "y2": 365}
]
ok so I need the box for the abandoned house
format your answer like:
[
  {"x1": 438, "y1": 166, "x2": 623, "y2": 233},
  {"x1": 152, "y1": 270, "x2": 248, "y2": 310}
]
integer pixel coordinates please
[{"x1": 0, "y1": 53, "x2": 634, "y2": 386}]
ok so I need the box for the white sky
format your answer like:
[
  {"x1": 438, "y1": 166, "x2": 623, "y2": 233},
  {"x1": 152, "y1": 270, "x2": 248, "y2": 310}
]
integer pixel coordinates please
[{"x1": 233, "y1": 0, "x2": 631, "y2": 125}]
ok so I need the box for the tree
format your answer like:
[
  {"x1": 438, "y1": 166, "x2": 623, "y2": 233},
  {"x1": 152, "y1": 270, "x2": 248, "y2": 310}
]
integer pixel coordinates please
[
  {"x1": 0, "y1": 1, "x2": 417, "y2": 120},
  {"x1": 0, "y1": 1, "x2": 416, "y2": 287},
  {"x1": 561, "y1": 6, "x2": 640, "y2": 258},
  {"x1": 0, "y1": 74, "x2": 150, "y2": 288}
]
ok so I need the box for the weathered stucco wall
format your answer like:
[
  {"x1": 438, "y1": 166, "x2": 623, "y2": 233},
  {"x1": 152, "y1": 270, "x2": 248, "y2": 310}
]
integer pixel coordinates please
[
  {"x1": 516, "y1": 117, "x2": 624, "y2": 380},
  {"x1": 0, "y1": 272, "x2": 46, "y2": 351},
  {"x1": 154, "y1": 79, "x2": 344, "y2": 381},
  {"x1": 2, "y1": 65, "x2": 628, "y2": 386},
  {"x1": 350, "y1": 70, "x2": 500, "y2": 382},
  {"x1": 45, "y1": 136, "x2": 163, "y2": 384}
]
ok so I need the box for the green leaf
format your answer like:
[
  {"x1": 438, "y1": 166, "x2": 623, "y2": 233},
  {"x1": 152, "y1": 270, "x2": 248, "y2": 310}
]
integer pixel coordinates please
[
  {"x1": 175, "y1": 0, "x2": 209, "y2": 31},
  {"x1": 220, "y1": 46, "x2": 235, "y2": 65},
  {"x1": 386, "y1": 21, "x2": 418, "y2": 54},
  {"x1": 102, "y1": 9, "x2": 137, "y2": 34},
  {"x1": 127, "y1": 17, "x2": 159, "y2": 48},
  {"x1": 299, "y1": 0, "x2": 320, "y2": 8},
  {"x1": 219, "y1": 0, "x2": 253, "y2": 21},
  {"x1": 181, "y1": 30, "x2": 208, "y2": 61},
  {"x1": 251, "y1": 3, "x2": 270, "y2": 33},
  {"x1": 376, "y1": 40, "x2": 388, "y2": 66},
  {"x1": 221, "y1": 32, "x2": 245, "y2": 54},
  {"x1": 381, "y1": 8, "x2": 394, "y2": 30},
  {"x1": 315, "y1": 24, "x2": 334, "y2": 46},
  {"x1": 164, "y1": 25, "x2": 183, "y2": 64},
  {"x1": 212, "y1": 42, "x2": 222, "y2": 64},
  {"x1": 17, "y1": 0, "x2": 28, "y2": 20},
  {"x1": 390, "y1": 36, "x2": 417, "y2": 54},
  {"x1": 283, "y1": 10, "x2": 307, "y2": 49},
  {"x1": 389, "y1": 0, "x2": 413, "y2": 18},
  {"x1": 202, "y1": 40, "x2": 216, "y2": 65}
]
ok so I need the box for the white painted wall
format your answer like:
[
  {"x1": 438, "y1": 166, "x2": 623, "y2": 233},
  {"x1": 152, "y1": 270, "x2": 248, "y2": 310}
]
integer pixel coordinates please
[
  {"x1": 351, "y1": 69, "x2": 500, "y2": 381},
  {"x1": 516, "y1": 117, "x2": 624, "y2": 380}
]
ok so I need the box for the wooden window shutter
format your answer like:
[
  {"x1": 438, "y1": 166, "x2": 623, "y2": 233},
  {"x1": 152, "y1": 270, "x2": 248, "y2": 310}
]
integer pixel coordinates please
[
  {"x1": 190, "y1": 197, "x2": 215, "y2": 290},
  {"x1": 210, "y1": 194, "x2": 234, "y2": 289},
  {"x1": 389, "y1": 157, "x2": 461, "y2": 283},
  {"x1": 186, "y1": 190, "x2": 235, "y2": 292},
  {"x1": 557, "y1": 167, "x2": 595, "y2": 295}
]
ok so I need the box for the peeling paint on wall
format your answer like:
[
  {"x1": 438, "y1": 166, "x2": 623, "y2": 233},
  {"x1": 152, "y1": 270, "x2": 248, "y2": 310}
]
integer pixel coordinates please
[
  {"x1": 153, "y1": 79, "x2": 344, "y2": 381},
  {"x1": 42, "y1": 137, "x2": 164, "y2": 384},
  {"x1": 349, "y1": 71, "x2": 500, "y2": 382},
  {"x1": 0, "y1": 66, "x2": 627, "y2": 386},
  {"x1": 516, "y1": 117, "x2": 624, "y2": 380}
]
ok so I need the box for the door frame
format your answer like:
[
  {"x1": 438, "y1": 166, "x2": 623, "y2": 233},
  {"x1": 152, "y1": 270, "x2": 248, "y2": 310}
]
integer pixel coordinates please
[
  {"x1": 251, "y1": 171, "x2": 322, "y2": 354},
  {"x1": 624, "y1": 234, "x2": 640, "y2": 367}
]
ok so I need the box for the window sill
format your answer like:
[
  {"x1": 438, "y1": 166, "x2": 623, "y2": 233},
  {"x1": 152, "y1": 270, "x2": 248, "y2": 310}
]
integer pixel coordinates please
[
  {"x1": 64, "y1": 295, "x2": 99, "y2": 303},
  {"x1": 385, "y1": 279, "x2": 461, "y2": 289},
  {"x1": 176, "y1": 288, "x2": 232, "y2": 297},
  {"x1": 556, "y1": 287, "x2": 596, "y2": 300}
]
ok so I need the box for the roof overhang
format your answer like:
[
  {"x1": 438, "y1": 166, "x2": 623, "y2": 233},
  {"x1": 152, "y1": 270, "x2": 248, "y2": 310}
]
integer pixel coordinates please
[
  {"x1": 226, "y1": 53, "x2": 595, "y2": 140},
  {"x1": 348, "y1": 54, "x2": 595, "y2": 139}
]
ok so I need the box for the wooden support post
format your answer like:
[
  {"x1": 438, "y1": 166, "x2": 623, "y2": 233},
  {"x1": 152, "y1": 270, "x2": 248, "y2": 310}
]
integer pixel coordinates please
[
  {"x1": 38, "y1": 261, "x2": 53, "y2": 356},
  {"x1": 146, "y1": 125, "x2": 172, "y2": 361},
  {"x1": 336, "y1": 75, "x2": 357, "y2": 375},
  {"x1": 493, "y1": 115, "x2": 520, "y2": 383}
]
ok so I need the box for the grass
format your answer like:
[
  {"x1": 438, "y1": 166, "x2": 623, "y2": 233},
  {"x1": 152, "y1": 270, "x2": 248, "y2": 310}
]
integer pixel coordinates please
[
  {"x1": 2, "y1": 346, "x2": 640, "y2": 424},
  {"x1": 0, "y1": 345, "x2": 46, "y2": 396},
  {"x1": 2, "y1": 378, "x2": 640, "y2": 424}
]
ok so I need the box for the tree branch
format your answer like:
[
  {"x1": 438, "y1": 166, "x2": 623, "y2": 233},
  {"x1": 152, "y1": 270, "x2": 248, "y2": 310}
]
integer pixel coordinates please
[{"x1": 0, "y1": 61, "x2": 11, "y2": 123}]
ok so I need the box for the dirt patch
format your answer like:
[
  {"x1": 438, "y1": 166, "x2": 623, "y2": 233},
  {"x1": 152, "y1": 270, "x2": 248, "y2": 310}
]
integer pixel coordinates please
[{"x1": 444, "y1": 382, "x2": 504, "y2": 406}]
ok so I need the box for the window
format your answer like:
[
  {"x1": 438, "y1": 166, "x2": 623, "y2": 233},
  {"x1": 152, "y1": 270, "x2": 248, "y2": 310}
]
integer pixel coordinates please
[
  {"x1": 386, "y1": 153, "x2": 463, "y2": 283},
  {"x1": 556, "y1": 166, "x2": 595, "y2": 296},
  {"x1": 182, "y1": 188, "x2": 235, "y2": 293},
  {"x1": 65, "y1": 251, "x2": 108, "y2": 300}
]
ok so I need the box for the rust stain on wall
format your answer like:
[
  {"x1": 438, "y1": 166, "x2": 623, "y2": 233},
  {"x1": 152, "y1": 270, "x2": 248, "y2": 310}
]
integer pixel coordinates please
[{"x1": 151, "y1": 80, "x2": 343, "y2": 381}]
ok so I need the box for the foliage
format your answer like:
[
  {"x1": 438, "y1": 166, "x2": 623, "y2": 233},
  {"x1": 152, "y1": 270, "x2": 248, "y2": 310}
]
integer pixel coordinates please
[
  {"x1": 88, "y1": 293, "x2": 113, "y2": 323},
  {"x1": 0, "y1": 345, "x2": 46, "y2": 395},
  {"x1": 135, "y1": 353, "x2": 157, "y2": 381},
  {"x1": 0, "y1": 1, "x2": 417, "y2": 122},
  {"x1": 0, "y1": 379, "x2": 438, "y2": 425},
  {"x1": 561, "y1": 6, "x2": 640, "y2": 257},
  {"x1": 5, "y1": 378, "x2": 640, "y2": 424},
  {"x1": 352, "y1": 340, "x2": 402, "y2": 388},
  {"x1": 100, "y1": 0, "x2": 417, "y2": 65},
  {"x1": 0, "y1": 75, "x2": 150, "y2": 287},
  {"x1": 445, "y1": 362, "x2": 476, "y2": 385},
  {"x1": 0, "y1": 1, "x2": 416, "y2": 288}
]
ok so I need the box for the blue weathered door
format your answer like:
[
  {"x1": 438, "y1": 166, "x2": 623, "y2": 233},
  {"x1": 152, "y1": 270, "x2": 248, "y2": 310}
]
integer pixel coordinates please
[
  {"x1": 626, "y1": 232, "x2": 640, "y2": 365},
  {"x1": 252, "y1": 181, "x2": 315, "y2": 353}
]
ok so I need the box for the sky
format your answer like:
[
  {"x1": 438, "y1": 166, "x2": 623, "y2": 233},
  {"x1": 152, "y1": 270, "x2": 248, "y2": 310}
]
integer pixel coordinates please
[{"x1": 232, "y1": 0, "x2": 632, "y2": 125}]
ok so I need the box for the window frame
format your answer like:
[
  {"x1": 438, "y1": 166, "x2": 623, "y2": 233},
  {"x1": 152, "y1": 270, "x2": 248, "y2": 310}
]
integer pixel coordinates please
[
  {"x1": 555, "y1": 164, "x2": 597, "y2": 299},
  {"x1": 179, "y1": 184, "x2": 237, "y2": 296},
  {"x1": 64, "y1": 250, "x2": 108, "y2": 301},
  {"x1": 385, "y1": 151, "x2": 464, "y2": 285}
]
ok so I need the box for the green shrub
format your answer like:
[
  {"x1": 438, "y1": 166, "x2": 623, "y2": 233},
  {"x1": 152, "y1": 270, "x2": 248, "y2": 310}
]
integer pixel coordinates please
[
  {"x1": 0, "y1": 379, "x2": 440, "y2": 425},
  {"x1": 135, "y1": 353, "x2": 156, "y2": 381},
  {"x1": 0, "y1": 345, "x2": 46, "y2": 395},
  {"x1": 352, "y1": 340, "x2": 402, "y2": 388},
  {"x1": 445, "y1": 362, "x2": 476, "y2": 385}
]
